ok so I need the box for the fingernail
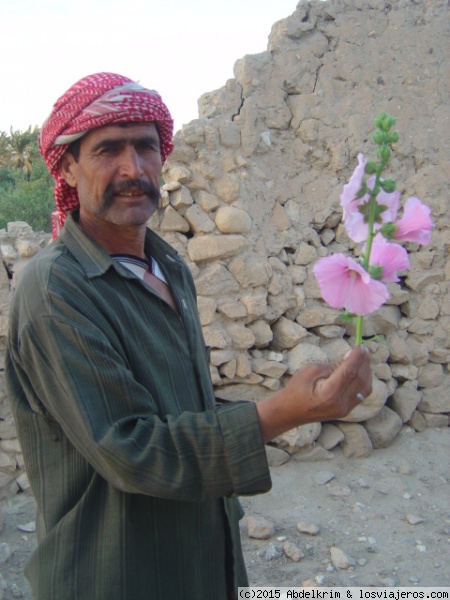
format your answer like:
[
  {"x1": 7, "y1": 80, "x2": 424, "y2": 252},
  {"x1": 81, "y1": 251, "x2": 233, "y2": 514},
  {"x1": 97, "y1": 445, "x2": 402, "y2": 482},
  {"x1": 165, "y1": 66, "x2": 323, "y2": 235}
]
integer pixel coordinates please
[{"x1": 344, "y1": 350, "x2": 352, "y2": 359}]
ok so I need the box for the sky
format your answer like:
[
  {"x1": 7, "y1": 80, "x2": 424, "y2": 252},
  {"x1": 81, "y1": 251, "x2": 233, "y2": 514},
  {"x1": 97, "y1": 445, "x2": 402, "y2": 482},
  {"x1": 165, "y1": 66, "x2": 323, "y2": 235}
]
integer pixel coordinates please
[{"x1": 0, "y1": 0, "x2": 299, "y2": 135}]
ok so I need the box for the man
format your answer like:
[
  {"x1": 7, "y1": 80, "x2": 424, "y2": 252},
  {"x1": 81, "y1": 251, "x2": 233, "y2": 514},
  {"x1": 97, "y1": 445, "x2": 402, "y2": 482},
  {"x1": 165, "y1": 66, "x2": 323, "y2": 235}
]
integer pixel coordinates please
[{"x1": 5, "y1": 72, "x2": 372, "y2": 600}]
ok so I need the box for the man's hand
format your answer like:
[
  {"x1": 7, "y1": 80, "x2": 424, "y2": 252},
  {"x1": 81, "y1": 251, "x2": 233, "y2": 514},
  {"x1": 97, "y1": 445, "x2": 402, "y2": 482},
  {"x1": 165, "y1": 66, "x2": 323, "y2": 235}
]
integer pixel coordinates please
[{"x1": 256, "y1": 346, "x2": 372, "y2": 442}]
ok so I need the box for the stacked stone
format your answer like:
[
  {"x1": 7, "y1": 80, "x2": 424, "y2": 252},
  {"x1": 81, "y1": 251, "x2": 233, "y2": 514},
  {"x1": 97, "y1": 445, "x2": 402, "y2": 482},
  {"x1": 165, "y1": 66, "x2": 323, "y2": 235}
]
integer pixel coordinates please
[
  {"x1": 157, "y1": 0, "x2": 449, "y2": 458},
  {"x1": 0, "y1": 223, "x2": 51, "y2": 496}
]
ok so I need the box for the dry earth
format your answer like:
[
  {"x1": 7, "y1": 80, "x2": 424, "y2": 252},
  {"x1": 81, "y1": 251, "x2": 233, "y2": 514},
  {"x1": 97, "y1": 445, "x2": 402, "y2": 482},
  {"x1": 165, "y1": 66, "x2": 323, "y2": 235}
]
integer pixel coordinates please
[
  {"x1": 240, "y1": 427, "x2": 450, "y2": 589},
  {"x1": 0, "y1": 427, "x2": 449, "y2": 598}
]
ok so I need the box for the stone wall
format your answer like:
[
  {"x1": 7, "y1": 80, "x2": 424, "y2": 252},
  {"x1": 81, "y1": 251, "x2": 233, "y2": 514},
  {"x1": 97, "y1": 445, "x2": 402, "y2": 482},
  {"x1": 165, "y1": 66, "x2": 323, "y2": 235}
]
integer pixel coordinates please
[
  {"x1": 158, "y1": 0, "x2": 449, "y2": 452},
  {"x1": 0, "y1": 0, "x2": 449, "y2": 496},
  {"x1": 0, "y1": 223, "x2": 51, "y2": 495}
]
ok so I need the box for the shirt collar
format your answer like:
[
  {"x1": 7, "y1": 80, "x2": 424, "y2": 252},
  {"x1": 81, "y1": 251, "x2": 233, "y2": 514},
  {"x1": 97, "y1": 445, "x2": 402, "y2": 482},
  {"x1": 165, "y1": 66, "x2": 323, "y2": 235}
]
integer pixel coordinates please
[{"x1": 59, "y1": 210, "x2": 180, "y2": 279}]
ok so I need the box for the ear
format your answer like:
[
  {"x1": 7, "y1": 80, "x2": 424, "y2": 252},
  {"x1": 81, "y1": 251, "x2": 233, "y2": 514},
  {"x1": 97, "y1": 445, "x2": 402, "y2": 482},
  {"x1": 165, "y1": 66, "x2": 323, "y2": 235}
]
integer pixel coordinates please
[{"x1": 60, "y1": 152, "x2": 78, "y2": 188}]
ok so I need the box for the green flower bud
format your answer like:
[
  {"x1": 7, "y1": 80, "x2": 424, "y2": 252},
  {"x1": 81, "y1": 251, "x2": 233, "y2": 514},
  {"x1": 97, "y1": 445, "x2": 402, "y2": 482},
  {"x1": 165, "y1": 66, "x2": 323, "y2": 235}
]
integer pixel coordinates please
[
  {"x1": 383, "y1": 115, "x2": 396, "y2": 132},
  {"x1": 380, "y1": 222, "x2": 398, "y2": 239},
  {"x1": 373, "y1": 130, "x2": 385, "y2": 145},
  {"x1": 377, "y1": 145, "x2": 391, "y2": 162},
  {"x1": 380, "y1": 179, "x2": 396, "y2": 192},
  {"x1": 364, "y1": 161, "x2": 378, "y2": 175},
  {"x1": 386, "y1": 115, "x2": 397, "y2": 130},
  {"x1": 373, "y1": 112, "x2": 388, "y2": 129},
  {"x1": 368, "y1": 265, "x2": 384, "y2": 280},
  {"x1": 387, "y1": 132, "x2": 399, "y2": 144},
  {"x1": 374, "y1": 112, "x2": 396, "y2": 133}
]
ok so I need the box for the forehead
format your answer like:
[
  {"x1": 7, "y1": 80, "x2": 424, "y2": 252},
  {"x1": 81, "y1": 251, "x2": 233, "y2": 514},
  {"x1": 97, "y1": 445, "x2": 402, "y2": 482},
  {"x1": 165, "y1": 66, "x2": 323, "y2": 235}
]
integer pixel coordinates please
[{"x1": 82, "y1": 122, "x2": 159, "y2": 146}]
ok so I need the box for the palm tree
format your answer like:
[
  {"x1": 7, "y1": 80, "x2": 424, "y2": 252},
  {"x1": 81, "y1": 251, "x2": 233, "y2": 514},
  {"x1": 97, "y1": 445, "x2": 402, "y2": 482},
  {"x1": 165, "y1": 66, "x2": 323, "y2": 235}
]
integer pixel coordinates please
[
  {"x1": 0, "y1": 131, "x2": 9, "y2": 168},
  {"x1": 7, "y1": 126, "x2": 39, "y2": 178}
]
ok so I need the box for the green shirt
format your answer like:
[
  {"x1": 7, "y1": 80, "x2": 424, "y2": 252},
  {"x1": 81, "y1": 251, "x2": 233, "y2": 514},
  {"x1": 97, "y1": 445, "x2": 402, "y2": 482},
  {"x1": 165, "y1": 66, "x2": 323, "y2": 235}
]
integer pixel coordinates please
[{"x1": 6, "y1": 213, "x2": 271, "y2": 600}]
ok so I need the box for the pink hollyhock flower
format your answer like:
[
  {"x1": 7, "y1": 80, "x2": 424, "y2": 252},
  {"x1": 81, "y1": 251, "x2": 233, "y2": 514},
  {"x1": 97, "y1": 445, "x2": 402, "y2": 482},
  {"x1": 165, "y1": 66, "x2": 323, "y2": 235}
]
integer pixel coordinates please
[
  {"x1": 342, "y1": 177, "x2": 400, "y2": 243},
  {"x1": 340, "y1": 153, "x2": 366, "y2": 212},
  {"x1": 369, "y1": 239, "x2": 410, "y2": 283},
  {"x1": 313, "y1": 254, "x2": 390, "y2": 316},
  {"x1": 393, "y1": 196, "x2": 433, "y2": 245}
]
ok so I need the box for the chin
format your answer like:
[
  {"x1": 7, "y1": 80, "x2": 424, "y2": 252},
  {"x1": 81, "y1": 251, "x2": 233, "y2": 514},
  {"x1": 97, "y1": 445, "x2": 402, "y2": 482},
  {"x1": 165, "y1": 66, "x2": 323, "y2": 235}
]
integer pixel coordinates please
[{"x1": 107, "y1": 205, "x2": 158, "y2": 227}]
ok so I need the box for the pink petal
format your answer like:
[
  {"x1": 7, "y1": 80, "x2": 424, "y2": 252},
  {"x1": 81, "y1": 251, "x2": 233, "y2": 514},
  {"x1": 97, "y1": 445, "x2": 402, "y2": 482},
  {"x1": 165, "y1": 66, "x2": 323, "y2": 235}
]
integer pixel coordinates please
[
  {"x1": 374, "y1": 184, "x2": 400, "y2": 222},
  {"x1": 313, "y1": 254, "x2": 389, "y2": 316},
  {"x1": 345, "y1": 275, "x2": 389, "y2": 316},
  {"x1": 369, "y1": 241, "x2": 410, "y2": 282},
  {"x1": 343, "y1": 210, "x2": 370, "y2": 243},
  {"x1": 394, "y1": 197, "x2": 433, "y2": 244},
  {"x1": 340, "y1": 153, "x2": 366, "y2": 210},
  {"x1": 342, "y1": 176, "x2": 400, "y2": 243},
  {"x1": 314, "y1": 255, "x2": 356, "y2": 308}
]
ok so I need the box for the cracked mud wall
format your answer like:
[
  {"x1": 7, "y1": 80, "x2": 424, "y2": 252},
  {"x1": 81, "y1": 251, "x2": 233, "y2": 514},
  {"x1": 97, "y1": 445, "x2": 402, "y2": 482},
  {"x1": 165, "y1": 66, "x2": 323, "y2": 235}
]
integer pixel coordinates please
[{"x1": 158, "y1": 0, "x2": 449, "y2": 449}]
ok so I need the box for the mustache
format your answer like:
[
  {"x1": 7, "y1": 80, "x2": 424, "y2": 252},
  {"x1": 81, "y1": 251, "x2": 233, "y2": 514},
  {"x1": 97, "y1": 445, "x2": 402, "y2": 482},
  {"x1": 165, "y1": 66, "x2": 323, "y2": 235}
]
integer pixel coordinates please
[{"x1": 102, "y1": 179, "x2": 161, "y2": 209}]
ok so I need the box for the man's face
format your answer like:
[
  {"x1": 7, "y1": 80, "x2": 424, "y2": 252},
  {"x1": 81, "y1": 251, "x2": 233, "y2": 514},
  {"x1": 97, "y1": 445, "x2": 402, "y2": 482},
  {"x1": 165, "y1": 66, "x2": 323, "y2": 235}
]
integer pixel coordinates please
[{"x1": 61, "y1": 122, "x2": 162, "y2": 227}]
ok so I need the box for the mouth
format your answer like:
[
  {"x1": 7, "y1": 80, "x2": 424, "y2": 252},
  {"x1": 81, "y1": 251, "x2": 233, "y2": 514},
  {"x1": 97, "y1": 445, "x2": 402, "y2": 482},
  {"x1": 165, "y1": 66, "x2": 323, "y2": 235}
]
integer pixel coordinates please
[
  {"x1": 103, "y1": 180, "x2": 161, "y2": 210},
  {"x1": 116, "y1": 190, "x2": 147, "y2": 197}
]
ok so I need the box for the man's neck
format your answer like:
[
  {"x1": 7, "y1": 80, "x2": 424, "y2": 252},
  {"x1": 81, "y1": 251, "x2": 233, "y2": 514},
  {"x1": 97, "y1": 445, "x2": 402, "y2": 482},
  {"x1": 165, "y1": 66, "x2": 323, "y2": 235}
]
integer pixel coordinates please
[{"x1": 77, "y1": 213, "x2": 148, "y2": 259}]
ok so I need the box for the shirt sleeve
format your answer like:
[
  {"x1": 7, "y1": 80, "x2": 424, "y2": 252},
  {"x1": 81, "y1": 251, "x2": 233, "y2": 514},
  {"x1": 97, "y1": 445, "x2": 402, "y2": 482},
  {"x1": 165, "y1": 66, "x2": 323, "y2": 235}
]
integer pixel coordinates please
[{"x1": 13, "y1": 312, "x2": 272, "y2": 502}]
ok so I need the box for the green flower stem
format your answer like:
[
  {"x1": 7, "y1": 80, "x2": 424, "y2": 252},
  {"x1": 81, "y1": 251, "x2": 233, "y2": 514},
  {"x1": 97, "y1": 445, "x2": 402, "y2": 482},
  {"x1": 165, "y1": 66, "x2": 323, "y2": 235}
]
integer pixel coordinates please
[
  {"x1": 355, "y1": 156, "x2": 389, "y2": 346},
  {"x1": 355, "y1": 315, "x2": 364, "y2": 345}
]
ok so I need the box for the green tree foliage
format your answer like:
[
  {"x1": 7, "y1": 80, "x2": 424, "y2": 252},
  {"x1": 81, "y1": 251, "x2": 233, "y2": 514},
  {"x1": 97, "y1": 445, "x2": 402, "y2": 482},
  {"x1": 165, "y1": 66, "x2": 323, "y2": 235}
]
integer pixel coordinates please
[{"x1": 0, "y1": 127, "x2": 54, "y2": 232}]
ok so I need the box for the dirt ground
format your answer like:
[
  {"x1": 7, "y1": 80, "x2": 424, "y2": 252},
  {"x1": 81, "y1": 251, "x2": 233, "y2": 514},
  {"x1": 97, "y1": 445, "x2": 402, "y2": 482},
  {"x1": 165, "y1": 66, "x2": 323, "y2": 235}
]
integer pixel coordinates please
[{"x1": 0, "y1": 426, "x2": 449, "y2": 598}]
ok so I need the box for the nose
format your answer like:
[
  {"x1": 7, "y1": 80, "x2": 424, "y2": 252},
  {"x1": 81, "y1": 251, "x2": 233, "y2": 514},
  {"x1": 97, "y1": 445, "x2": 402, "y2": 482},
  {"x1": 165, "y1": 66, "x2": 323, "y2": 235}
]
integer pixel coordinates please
[{"x1": 118, "y1": 146, "x2": 144, "y2": 179}]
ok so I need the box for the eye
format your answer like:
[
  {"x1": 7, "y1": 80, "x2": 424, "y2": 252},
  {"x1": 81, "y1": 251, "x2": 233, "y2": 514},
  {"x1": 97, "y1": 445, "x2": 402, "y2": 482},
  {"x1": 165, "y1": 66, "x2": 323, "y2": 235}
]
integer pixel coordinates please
[
  {"x1": 136, "y1": 138, "x2": 160, "y2": 153},
  {"x1": 97, "y1": 143, "x2": 120, "y2": 156}
]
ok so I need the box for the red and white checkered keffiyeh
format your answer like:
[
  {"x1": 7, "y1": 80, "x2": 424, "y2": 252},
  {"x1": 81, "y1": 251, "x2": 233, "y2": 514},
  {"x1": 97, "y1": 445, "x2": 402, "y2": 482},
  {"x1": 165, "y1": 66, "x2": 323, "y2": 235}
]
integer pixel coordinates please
[{"x1": 39, "y1": 72, "x2": 174, "y2": 238}]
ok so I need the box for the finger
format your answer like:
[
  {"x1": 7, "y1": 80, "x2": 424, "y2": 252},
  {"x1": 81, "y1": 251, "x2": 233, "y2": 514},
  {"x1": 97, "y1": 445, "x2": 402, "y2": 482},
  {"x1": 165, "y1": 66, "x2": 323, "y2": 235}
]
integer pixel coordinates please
[
  {"x1": 329, "y1": 345, "x2": 368, "y2": 372},
  {"x1": 321, "y1": 346, "x2": 372, "y2": 401},
  {"x1": 341, "y1": 350, "x2": 372, "y2": 401},
  {"x1": 343, "y1": 345, "x2": 370, "y2": 364},
  {"x1": 343, "y1": 346, "x2": 371, "y2": 377},
  {"x1": 293, "y1": 362, "x2": 335, "y2": 384}
]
